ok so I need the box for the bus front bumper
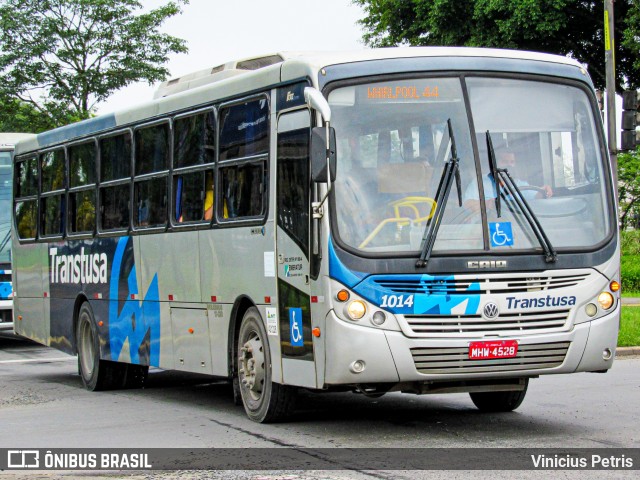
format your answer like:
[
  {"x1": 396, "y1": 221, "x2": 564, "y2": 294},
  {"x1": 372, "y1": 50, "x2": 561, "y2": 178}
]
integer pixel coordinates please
[{"x1": 323, "y1": 306, "x2": 620, "y2": 386}]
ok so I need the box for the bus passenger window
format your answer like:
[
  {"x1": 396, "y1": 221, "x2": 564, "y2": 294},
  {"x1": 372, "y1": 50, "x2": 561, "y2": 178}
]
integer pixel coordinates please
[
  {"x1": 100, "y1": 184, "x2": 130, "y2": 231},
  {"x1": 40, "y1": 149, "x2": 65, "y2": 192},
  {"x1": 174, "y1": 170, "x2": 213, "y2": 223},
  {"x1": 219, "y1": 163, "x2": 264, "y2": 219},
  {"x1": 134, "y1": 177, "x2": 167, "y2": 227},
  {"x1": 173, "y1": 112, "x2": 215, "y2": 168},
  {"x1": 135, "y1": 123, "x2": 169, "y2": 175},
  {"x1": 69, "y1": 190, "x2": 96, "y2": 234},
  {"x1": 15, "y1": 200, "x2": 37, "y2": 239}
]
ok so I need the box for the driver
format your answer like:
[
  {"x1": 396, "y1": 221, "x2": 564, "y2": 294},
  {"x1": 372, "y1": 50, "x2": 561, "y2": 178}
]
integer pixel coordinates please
[{"x1": 463, "y1": 148, "x2": 552, "y2": 213}]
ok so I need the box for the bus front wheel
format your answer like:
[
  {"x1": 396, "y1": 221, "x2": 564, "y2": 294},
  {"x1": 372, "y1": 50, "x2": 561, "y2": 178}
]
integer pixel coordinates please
[
  {"x1": 237, "y1": 307, "x2": 296, "y2": 422},
  {"x1": 469, "y1": 379, "x2": 529, "y2": 412}
]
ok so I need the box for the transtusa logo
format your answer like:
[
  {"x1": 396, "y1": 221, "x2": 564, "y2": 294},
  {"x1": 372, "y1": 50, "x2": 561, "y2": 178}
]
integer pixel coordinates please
[{"x1": 49, "y1": 247, "x2": 108, "y2": 284}]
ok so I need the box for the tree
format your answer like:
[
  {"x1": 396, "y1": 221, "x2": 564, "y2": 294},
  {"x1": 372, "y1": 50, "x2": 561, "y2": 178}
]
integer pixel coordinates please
[
  {"x1": 618, "y1": 147, "x2": 640, "y2": 230},
  {"x1": 354, "y1": 0, "x2": 640, "y2": 92},
  {"x1": 0, "y1": 0, "x2": 188, "y2": 128},
  {"x1": 0, "y1": 97, "x2": 78, "y2": 132}
]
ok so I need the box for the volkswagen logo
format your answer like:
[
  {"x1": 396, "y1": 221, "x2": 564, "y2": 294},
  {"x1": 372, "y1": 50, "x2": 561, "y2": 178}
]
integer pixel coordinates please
[{"x1": 483, "y1": 302, "x2": 499, "y2": 319}]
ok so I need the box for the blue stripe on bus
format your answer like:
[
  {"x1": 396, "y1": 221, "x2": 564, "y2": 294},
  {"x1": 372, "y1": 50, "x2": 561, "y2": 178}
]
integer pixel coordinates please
[
  {"x1": 36, "y1": 114, "x2": 118, "y2": 149},
  {"x1": 352, "y1": 274, "x2": 481, "y2": 316},
  {"x1": 328, "y1": 239, "x2": 367, "y2": 288},
  {"x1": 328, "y1": 238, "x2": 481, "y2": 315}
]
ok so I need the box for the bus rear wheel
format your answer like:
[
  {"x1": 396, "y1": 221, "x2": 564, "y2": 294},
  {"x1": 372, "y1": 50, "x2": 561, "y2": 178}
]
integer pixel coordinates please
[
  {"x1": 76, "y1": 302, "x2": 144, "y2": 391},
  {"x1": 237, "y1": 307, "x2": 296, "y2": 423},
  {"x1": 469, "y1": 379, "x2": 529, "y2": 412}
]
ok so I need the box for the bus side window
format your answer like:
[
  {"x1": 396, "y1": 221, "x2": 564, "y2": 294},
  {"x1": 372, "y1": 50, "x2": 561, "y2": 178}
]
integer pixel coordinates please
[
  {"x1": 40, "y1": 149, "x2": 65, "y2": 237},
  {"x1": 14, "y1": 157, "x2": 38, "y2": 240},
  {"x1": 134, "y1": 123, "x2": 169, "y2": 228},
  {"x1": 217, "y1": 97, "x2": 269, "y2": 221},
  {"x1": 174, "y1": 170, "x2": 213, "y2": 223},
  {"x1": 68, "y1": 141, "x2": 97, "y2": 235},
  {"x1": 98, "y1": 132, "x2": 132, "y2": 232},
  {"x1": 172, "y1": 110, "x2": 215, "y2": 224}
]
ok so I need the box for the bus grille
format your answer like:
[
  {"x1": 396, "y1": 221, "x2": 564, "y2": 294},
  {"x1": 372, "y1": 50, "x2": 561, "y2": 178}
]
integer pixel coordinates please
[
  {"x1": 404, "y1": 309, "x2": 570, "y2": 336},
  {"x1": 411, "y1": 341, "x2": 570, "y2": 375},
  {"x1": 374, "y1": 273, "x2": 588, "y2": 295}
]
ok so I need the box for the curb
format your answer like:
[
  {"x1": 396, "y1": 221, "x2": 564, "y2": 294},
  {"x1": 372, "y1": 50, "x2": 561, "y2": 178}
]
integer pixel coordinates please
[{"x1": 616, "y1": 347, "x2": 640, "y2": 357}]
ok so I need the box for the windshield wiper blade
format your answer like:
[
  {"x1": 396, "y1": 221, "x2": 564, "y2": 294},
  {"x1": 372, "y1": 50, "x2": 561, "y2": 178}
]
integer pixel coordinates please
[
  {"x1": 416, "y1": 119, "x2": 462, "y2": 268},
  {"x1": 485, "y1": 132, "x2": 557, "y2": 263},
  {"x1": 486, "y1": 131, "x2": 501, "y2": 217}
]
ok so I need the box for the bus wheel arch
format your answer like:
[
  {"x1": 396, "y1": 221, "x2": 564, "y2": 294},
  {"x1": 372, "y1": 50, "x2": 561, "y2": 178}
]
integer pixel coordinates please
[
  {"x1": 228, "y1": 296, "x2": 256, "y2": 406},
  {"x1": 236, "y1": 306, "x2": 296, "y2": 423},
  {"x1": 74, "y1": 299, "x2": 148, "y2": 391}
]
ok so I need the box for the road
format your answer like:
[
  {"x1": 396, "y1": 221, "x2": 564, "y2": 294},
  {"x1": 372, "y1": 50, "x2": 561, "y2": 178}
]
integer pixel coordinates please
[{"x1": 0, "y1": 336, "x2": 638, "y2": 479}]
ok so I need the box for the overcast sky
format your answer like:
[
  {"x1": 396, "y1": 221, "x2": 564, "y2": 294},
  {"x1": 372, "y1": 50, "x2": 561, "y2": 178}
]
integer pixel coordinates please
[{"x1": 98, "y1": 0, "x2": 367, "y2": 114}]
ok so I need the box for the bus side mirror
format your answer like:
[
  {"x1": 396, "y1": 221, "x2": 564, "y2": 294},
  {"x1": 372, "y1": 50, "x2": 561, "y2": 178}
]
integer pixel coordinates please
[{"x1": 311, "y1": 126, "x2": 336, "y2": 183}]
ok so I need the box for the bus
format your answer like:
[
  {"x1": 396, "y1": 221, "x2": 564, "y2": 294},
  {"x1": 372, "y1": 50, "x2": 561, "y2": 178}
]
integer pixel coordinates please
[
  {"x1": 0, "y1": 133, "x2": 34, "y2": 335},
  {"x1": 12, "y1": 48, "x2": 620, "y2": 422}
]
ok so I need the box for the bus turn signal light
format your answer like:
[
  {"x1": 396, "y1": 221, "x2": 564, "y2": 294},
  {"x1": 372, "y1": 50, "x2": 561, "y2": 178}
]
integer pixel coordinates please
[
  {"x1": 336, "y1": 290, "x2": 350, "y2": 302},
  {"x1": 610, "y1": 281, "x2": 620, "y2": 292},
  {"x1": 312, "y1": 327, "x2": 321, "y2": 337}
]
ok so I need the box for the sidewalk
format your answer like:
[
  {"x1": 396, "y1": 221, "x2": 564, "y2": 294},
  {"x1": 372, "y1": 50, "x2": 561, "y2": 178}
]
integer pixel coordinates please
[{"x1": 618, "y1": 297, "x2": 639, "y2": 357}]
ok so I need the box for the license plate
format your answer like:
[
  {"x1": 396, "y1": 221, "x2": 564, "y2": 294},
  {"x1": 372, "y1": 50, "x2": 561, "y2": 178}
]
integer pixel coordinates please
[{"x1": 468, "y1": 340, "x2": 518, "y2": 360}]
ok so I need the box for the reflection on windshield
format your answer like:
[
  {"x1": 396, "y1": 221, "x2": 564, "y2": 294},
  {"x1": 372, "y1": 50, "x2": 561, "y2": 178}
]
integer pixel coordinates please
[
  {"x1": 330, "y1": 76, "x2": 611, "y2": 256},
  {"x1": 329, "y1": 78, "x2": 481, "y2": 254}
]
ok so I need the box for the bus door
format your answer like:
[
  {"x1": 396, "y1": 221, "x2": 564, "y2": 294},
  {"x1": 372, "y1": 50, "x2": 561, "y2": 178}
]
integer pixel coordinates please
[{"x1": 275, "y1": 109, "x2": 317, "y2": 388}]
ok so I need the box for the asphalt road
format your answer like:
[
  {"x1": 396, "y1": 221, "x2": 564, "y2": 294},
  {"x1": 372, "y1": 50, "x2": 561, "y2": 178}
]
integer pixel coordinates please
[{"x1": 0, "y1": 335, "x2": 638, "y2": 479}]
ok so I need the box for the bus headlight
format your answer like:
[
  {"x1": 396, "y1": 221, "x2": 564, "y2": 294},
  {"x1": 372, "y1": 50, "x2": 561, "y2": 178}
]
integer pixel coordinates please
[
  {"x1": 347, "y1": 300, "x2": 366, "y2": 320},
  {"x1": 597, "y1": 292, "x2": 614, "y2": 310}
]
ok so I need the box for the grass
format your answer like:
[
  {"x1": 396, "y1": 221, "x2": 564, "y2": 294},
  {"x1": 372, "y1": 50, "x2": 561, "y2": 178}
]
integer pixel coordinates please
[{"x1": 619, "y1": 306, "x2": 640, "y2": 347}]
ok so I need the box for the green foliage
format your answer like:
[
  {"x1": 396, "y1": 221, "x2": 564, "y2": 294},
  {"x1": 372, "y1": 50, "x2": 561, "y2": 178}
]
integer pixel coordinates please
[
  {"x1": 354, "y1": 0, "x2": 640, "y2": 92},
  {"x1": 621, "y1": 255, "x2": 640, "y2": 293},
  {"x1": 0, "y1": 97, "x2": 80, "y2": 133},
  {"x1": 0, "y1": 0, "x2": 189, "y2": 128},
  {"x1": 618, "y1": 148, "x2": 640, "y2": 230},
  {"x1": 619, "y1": 306, "x2": 640, "y2": 347},
  {"x1": 621, "y1": 229, "x2": 640, "y2": 256}
]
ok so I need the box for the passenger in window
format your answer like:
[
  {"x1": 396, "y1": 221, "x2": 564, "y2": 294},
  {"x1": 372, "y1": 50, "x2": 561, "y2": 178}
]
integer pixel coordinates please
[
  {"x1": 204, "y1": 173, "x2": 214, "y2": 221},
  {"x1": 138, "y1": 199, "x2": 150, "y2": 226},
  {"x1": 464, "y1": 149, "x2": 553, "y2": 213}
]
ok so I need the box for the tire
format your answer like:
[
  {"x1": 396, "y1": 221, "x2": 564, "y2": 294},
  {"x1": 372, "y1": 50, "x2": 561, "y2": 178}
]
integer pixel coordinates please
[
  {"x1": 76, "y1": 302, "x2": 125, "y2": 391},
  {"x1": 237, "y1": 307, "x2": 296, "y2": 423},
  {"x1": 469, "y1": 379, "x2": 529, "y2": 412}
]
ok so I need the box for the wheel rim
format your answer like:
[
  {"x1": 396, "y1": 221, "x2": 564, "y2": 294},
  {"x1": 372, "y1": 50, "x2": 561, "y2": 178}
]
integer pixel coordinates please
[
  {"x1": 239, "y1": 329, "x2": 265, "y2": 402},
  {"x1": 78, "y1": 314, "x2": 95, "y2": 379}
]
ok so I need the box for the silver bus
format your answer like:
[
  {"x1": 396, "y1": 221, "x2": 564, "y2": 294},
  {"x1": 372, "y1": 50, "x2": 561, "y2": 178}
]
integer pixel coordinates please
[
  {"x1": 12, "y1": 48, "x2": 620, "y2": 422},
  {"x1": 0, "y1": 133, "x2": 34, "y2": 335}
]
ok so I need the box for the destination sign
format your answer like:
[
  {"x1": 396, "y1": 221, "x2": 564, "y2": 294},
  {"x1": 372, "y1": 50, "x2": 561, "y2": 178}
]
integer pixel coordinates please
[{"x1": 366, "y1": 85, "x2": 440, "y2": 100}]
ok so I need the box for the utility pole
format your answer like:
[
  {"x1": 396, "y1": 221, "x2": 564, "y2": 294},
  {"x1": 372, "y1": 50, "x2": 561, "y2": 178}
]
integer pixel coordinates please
[{"x1": 604, "y1": 0, "x2": 618, "y2": 186}]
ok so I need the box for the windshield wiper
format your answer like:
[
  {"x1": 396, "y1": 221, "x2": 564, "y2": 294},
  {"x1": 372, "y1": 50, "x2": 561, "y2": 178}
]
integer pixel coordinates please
[
  {"x1": 486, "y1": 131, "x2": 557, "y2": 263},
  {"x1": 416, "y1": 119, "x2": 462, "y2": 268}
]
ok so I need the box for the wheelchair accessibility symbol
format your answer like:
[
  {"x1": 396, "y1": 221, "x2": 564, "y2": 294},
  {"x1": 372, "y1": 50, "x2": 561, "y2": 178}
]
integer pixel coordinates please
[
  {"x1": 289, "y1": 307, "x2": 304, "y2": 346},
  {"x1": 489, "y1": 222, "x2": 514, "y2": 247}
]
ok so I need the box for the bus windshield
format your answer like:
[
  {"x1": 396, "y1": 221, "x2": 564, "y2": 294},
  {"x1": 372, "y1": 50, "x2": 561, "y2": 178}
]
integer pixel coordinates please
[
  {"x1": 0, "y1": 151, "x2": 12, "y2": 264},
  {"x1": 330, "y1": 76, "x2": 611, "y2": 255}
]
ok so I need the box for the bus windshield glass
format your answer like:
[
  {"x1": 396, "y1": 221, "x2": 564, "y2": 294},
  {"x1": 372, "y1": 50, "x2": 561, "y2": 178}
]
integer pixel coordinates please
[
  {"x1": 330, "y1": 78, "x2": 479, "y2": 253},
  {"x1": 329, "y1": 77, "x2": 611, "y2": 255},
  {"x1": 0, "y1": 151, "x2": 12, "y2": 263}
]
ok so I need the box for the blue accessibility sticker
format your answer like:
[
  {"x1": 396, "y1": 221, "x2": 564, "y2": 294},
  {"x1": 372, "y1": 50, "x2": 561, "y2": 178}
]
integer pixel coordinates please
[
  {"x1": 489, "y1": 222, "x2": 514, "y2": 247},
  {"x1": 289, "y1": 307, "x2": 304, "y2": 346}
]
